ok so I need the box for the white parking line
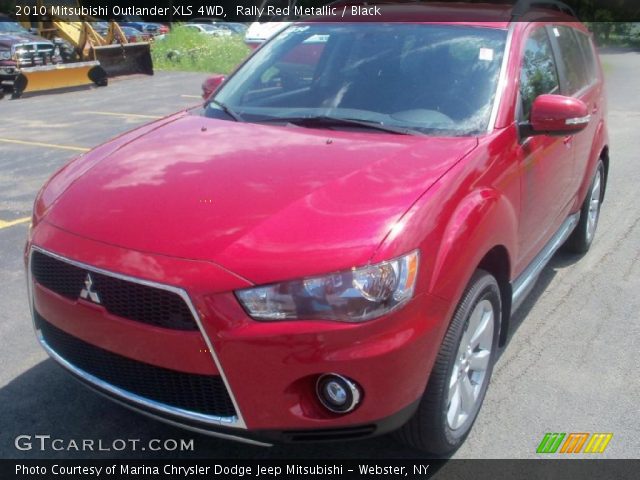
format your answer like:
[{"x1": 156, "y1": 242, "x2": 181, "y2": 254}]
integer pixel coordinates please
[
  {"x1": 81, "y1": 111, "x2": 162, "y2": 120},
  {"x1": 0, "y1": 217, "x2": 30, "y2": 230},
  {"x1": 0, "y1": 138, "x2": 90, "y2": 152}
]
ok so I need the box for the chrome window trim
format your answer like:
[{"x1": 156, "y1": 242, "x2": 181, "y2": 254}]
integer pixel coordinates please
[
  {"x1": 487, "y1": 23, "x2": 516, "y2": 133},
  {"x1": 28, "y1": 245, "x2": 247, "y2": 430}
]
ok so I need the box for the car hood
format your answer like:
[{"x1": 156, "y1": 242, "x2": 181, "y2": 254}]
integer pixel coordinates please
[
  {"x1": 0, "y1": 32, "x2": 50, "y2": 48},
  {"x1": 43, "y1": 113, "x2": 477, "y2": 284}
]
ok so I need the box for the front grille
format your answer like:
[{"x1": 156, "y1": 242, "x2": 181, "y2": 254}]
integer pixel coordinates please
[
  {"x1": 31, "y1": 250, "x2": 197, "y2": 331},
  {"x1": 36, "y1": 312, "x2": 236, "y2": 418},
  {"x1": 14, "y1": 42, "x2": 55, "y2": 67}
]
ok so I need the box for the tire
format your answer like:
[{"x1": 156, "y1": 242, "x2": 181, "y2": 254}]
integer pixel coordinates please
[
  {"x1": 564, "y1": 160, "x2": 605, "y2": 254},
  {"x1": 396, "y1": 269, "x2": 501, "y2": 455}
]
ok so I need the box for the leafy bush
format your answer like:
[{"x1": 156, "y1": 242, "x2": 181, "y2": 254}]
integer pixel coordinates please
[{"x1": 151, "y1": 25, "x2": 250, "y2": 74}]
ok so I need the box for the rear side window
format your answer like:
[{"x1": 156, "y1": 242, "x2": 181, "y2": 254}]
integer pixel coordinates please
[
  {"x1": 575, "y1": 31, "x2": 598, "y2": 84},
  {"x1": 520, "y1": 27, "x2": 560, "y2": 119},
  {"x1": 553, "y1": 26, "x2": 590, "y2": 94}
]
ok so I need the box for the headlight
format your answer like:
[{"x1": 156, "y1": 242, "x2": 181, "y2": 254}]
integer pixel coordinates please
[
  {"x1": 0, "y1": 50, "x2": 11, "y2": 60},
  {"x1": 236, "y1": 250, "x2": 419, "y2": 322},
  {"x1": 53, "y1": 46, "x2": 60, "y2": 56}
]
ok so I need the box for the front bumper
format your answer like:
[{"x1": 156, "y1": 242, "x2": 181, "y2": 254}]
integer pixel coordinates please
[{"x1": 26, "y1": 222, "x2": 450, "y2": 443}]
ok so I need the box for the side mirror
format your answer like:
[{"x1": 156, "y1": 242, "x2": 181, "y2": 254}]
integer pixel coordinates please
[
  {"x1": 202, "y1": 74, "x2": 226, "y2": 100},
  {"x1": 523, "y1": 94, "x2": 590, "y2": 137}
]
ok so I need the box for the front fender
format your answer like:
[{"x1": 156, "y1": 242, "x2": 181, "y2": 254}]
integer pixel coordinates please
[
  {"x1": 429, "y1": 187, "x2": 518, "y2": 303},
  {"x1": 370, "y1": 131, "x2": 519, "y2": 343}
]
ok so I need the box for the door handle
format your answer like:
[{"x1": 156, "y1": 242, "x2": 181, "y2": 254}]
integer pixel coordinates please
[{"x1": 563, "y1": 136, "x2": 573, "y2": 147}]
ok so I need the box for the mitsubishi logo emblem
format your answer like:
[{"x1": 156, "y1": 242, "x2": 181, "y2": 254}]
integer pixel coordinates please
[{"x1": 80, "y1": 273, "x2": 101, "y2": 304}]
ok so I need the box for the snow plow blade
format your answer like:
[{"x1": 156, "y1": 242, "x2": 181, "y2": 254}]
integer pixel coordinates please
[
  {"x1": 13, "y1": 61, "x2": 107, "y2": 97},
  {"x1": 92, "y1": 43, "x2": 154, "y2": 77}
]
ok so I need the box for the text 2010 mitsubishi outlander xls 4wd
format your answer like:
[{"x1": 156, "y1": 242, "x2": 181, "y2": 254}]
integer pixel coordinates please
[{"x1": 25, "y1": 2, "x2": 608, "y2": 453}]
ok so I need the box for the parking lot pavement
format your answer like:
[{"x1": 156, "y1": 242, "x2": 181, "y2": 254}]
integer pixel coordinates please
[
  {"x1": 0, "y1": 71, "x2": 205, "y2": 221},
  {"x1": 1, "y1": 56, "x2": 639, "y2": 461}
]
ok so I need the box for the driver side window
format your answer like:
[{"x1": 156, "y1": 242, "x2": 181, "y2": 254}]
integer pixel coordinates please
[{"x1": 520, "y1": 28, "x2": 560, "y2": 120}]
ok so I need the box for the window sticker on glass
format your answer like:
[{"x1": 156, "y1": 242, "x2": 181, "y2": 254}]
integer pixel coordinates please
[
  {"x1": 303, "y1": 34, "x2": 330, "y2": 44},
  {"x1": 479, "y1": 48, "x2": 494, "y2": 61},
  {"x1": 289, "y1": 26, "x2": 310, "y2": 34},
  {"x1": 553, "y1": 27, "x2": 560, "y2": 37}
]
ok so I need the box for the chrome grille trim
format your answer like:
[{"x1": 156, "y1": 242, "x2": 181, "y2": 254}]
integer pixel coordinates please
[
  {"x1": 12, "y1": 42, "x2": 54, "y2": 52},
  {"x1": 12, "y1": 42, "x2": 56, "y2": 67},
  {"x1": 28, "y1": 245, "x2": 247, "y2": 429}
]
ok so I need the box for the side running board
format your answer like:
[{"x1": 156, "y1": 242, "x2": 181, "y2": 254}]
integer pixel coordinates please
[{"x1": 511, "y1": 212, "x2": 580, "y2": 315}]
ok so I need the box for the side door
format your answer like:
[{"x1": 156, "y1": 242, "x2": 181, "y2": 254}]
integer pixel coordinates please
[
  {"x1": 549, "y1": 26, "x2": 602, "y2": 195},
  {"x1": 517, "y1": 25, "x2": 575, "y2": 265}
]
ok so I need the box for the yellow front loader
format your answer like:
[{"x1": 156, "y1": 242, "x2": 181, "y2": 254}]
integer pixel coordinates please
[
  {"x1": 11, "y1": 0, "x2": 153, "y2": 96},
  {"x1": 41, "y1": 15, "x2": 154, "y2": 77}
]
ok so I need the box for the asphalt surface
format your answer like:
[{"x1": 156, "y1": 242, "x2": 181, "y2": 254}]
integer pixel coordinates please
[{"x1": 0, "y1": 54, "x2": 639, "y2": 463}]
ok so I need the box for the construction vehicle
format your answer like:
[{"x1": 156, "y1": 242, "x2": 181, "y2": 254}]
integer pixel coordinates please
[
  {"x1": 0, "y1": 14, "x2": 107, "y2": 98},
  {"x1": 8, "y1": 0, "x2": 153, "y2": 97},
  {"x1": 29, "y1": 15, "x2": 155, "y2": 77}
]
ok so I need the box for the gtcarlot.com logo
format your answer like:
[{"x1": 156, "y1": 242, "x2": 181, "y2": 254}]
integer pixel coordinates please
[{"x1": 14, "y1": 435, "x2": 194, "y2": 452}]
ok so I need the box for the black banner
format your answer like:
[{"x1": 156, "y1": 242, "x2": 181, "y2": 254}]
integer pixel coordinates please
[
  {"x1": 2, "y1": 1, "x2": 640, "y2": 23},
  {"x1": 2, "y1": 459, "x2": 640, "y2": 480}
]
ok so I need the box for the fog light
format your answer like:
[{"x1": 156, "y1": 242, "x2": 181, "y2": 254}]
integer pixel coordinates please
[{"x1": 316, "y1": 374, "x2": 361, "y2": 413}]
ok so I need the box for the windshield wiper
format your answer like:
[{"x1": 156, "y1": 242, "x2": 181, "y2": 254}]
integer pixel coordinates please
[
  {"x1": 208, "y1": 99, "x2": 244, "y2": 122},
  {"x1": 255, "y1": 116, "x2": 424, "y2": 136}
]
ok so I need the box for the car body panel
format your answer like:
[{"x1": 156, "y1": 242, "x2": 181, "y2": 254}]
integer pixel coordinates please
[
  {"x1": 43, "y1": 113, "x2": 478, "y2": 285},
  {"x1": 370, "y1": 128, "x2": 519, "y2": 307},
  {"x1": 29, "y1": 220, "x2": 449, "y2": 429}
]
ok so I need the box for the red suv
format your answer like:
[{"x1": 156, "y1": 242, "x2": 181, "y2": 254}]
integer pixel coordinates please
[{"x1": 26, "y1": 2, "x2": 608, "y2": 454}]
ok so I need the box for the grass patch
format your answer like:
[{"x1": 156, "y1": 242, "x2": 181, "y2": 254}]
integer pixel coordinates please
[
  {"x1": 594, "y1": 34, "x2": 640, "y2": 49},
  {"x1": 151, "y1": 26, "x2": 250, "y2": 74}
]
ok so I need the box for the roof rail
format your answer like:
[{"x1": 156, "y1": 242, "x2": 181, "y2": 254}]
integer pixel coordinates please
[{"x1": 511, "y1": 0, "x2": 577, "y2": 20}]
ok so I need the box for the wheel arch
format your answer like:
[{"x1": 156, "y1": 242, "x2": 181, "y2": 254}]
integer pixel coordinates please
[
  {"x1": 477, "y1": 246, "x2": 512, "y2": 347},
  {"x1": 599, "y1": 145, "x2": 609, "y2": 203}
]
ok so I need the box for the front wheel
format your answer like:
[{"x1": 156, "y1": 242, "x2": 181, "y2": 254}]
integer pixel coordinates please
[
  {"x1": 564, "y1": 160, "x2": 605, "y2": 254},
  {"x1": 396, "y1": 270, "x2": 500, "y2": 454}
]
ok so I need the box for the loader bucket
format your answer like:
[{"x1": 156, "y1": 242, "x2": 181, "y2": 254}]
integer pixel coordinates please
[
  {"x1": 13, "y1": 61, "x2": 108, "y2": 97},
  {"x1": 92, "y1": 43, "x2": 154, "y2": 77}
]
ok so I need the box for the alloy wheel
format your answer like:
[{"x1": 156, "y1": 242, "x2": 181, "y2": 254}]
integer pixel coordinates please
[
  {"x1": 446, "y1": 299, "x2": 494, "y2": 430},
  {"x1": 586, "y1": 168, "x2": 602, "y2": 242}
]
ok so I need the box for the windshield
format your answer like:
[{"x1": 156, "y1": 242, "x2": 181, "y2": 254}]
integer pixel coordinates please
[
  {"x1": 197, "y1": 24, "x2": 221, "y2": 32},
  {"x1": 0, "y1": 22, "x2": 28, "y2": 34},
  {"x1": 208, "y1": 23, "x2": 507, "y2": 136}
]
